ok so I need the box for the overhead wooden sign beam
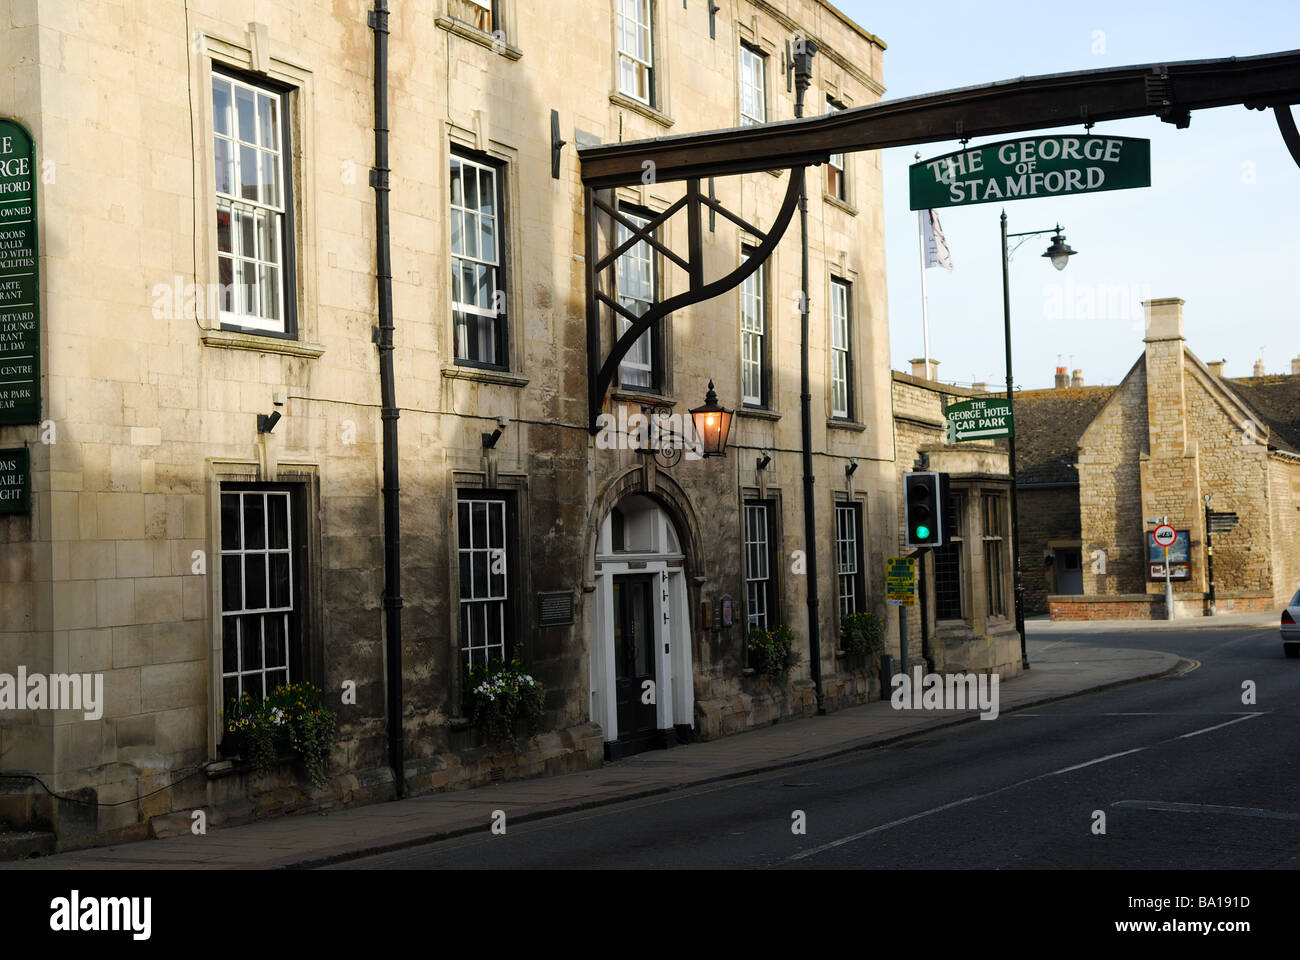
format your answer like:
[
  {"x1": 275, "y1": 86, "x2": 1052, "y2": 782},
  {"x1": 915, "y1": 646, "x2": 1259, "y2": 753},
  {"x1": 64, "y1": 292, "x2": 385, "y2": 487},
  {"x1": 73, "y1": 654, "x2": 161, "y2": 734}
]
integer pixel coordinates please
[{"x1": 579, "y1": 49, "x2": 1300, "y2": 188}]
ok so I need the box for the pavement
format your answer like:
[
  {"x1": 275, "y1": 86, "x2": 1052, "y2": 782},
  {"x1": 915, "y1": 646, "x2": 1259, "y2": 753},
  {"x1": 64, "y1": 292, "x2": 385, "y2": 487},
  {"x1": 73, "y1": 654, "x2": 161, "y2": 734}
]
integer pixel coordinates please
[
  {"x1": 1026, "y1": 608, "x2": 1282, "y2": 633},
  {"x1": 3, "y1": 634, "x2": 1184, "y2": 870}
]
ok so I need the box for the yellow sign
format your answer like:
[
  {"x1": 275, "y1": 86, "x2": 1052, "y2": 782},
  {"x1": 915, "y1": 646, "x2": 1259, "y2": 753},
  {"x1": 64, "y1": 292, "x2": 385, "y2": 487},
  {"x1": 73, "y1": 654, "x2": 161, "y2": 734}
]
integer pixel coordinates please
[{"x1": 886, "y1": 556, "x2": 916, "y2": 606}]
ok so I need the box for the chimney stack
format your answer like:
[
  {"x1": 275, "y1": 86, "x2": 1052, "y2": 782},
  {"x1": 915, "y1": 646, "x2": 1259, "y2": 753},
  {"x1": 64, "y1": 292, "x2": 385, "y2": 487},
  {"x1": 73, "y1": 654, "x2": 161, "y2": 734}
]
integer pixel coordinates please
[
  {"x1": 1143, "y1": 297, "x2": 1185, "y2": 342},
  {"x1": 1207, "y1": 359, "x2": 1225, "y2": 378},
  {"x1": 1070, "y1": 368, "x2": 1083, "y2": 388},
  {"x1": 971, "y1": 381, "x2": 988, "y2": 394},
  {"x1": 1292, "y1": 356, "x2": 1300, "y2": 376},
  {"x1": 1253, "y1": 358, "x2": 1266, "y2": 378},
  {"x1": 910, "y1": 358, "x2": 939, "y2": 380},
  {"x1": 1054, "y1": 365, "x2": 1068, "y2": 389}
]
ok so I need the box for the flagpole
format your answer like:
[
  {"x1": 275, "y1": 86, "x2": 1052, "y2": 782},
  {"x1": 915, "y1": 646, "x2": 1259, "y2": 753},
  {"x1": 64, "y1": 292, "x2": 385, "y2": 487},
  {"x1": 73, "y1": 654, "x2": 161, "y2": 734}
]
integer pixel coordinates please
[{"x1": 917, "y1": 208, "x2": 932, "y2": 379}]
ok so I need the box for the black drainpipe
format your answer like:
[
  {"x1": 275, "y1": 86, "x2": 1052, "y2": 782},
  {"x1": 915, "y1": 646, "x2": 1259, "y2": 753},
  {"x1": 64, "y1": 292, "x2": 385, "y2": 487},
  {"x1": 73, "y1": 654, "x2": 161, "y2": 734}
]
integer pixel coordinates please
[{"x1": 369, "y1": 0, "x2": 404, "y2": 798}]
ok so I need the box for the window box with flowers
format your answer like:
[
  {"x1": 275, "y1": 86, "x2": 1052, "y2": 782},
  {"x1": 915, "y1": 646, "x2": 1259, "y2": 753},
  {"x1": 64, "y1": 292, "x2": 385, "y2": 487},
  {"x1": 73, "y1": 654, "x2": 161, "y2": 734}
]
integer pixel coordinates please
[
  {"x1": 840, "y1": 611, "x2": 886, "y2": 662},
  {"x1": 463, "y1": 648, "x2": 545, "y2": 742},
  {"x1": 746, "y1": 623, "x2": 800, "y2": 678},
  {"x1": 220, "y1": 681, "x2": 337, "y2": 789}
]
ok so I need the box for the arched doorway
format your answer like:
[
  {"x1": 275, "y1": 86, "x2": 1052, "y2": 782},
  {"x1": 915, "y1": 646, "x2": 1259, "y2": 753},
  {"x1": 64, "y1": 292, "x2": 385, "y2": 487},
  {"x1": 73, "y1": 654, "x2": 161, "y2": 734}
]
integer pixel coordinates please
[{"x1": 590, "y1": 494, "x2": 694, "y2": 760}]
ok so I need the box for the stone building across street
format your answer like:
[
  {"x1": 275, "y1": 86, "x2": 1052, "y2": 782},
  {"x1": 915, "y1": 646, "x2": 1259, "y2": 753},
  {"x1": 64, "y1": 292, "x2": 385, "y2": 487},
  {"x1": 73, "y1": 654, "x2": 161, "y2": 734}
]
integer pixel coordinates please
[{"x1": 1013, "y1": 299, "x2": 1300, "y2": 620}]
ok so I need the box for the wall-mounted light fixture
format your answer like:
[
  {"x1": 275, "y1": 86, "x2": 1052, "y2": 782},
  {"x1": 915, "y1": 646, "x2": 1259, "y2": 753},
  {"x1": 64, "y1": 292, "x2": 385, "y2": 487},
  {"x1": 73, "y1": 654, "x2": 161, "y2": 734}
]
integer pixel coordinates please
[
  {"x1": 845, "y1": 459, "x2": 858, "y2": 478},
  {"x1": 482, "y1": 428, "x2": 502, "y2": 450},
  {"x1": 257, "y1": 411, "x2": 281, "y2": 434},
  {"x1": 756, "y1": 451, "x2": 772, "y2": 472}
]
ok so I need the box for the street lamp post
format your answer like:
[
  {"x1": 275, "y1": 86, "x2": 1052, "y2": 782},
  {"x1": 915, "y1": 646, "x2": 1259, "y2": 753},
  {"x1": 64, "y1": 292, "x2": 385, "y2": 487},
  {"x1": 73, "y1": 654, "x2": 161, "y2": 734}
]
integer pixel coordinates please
[{"x1": 1000, "y1": 213, "x2": 1077, "y2": 669}]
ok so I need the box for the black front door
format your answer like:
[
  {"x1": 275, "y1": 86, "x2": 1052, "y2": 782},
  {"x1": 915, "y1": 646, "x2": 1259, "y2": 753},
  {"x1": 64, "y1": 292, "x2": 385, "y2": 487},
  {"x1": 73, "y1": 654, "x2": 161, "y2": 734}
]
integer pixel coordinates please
[{"x1": 612, "y1": 573, "x2": 659, "y2": 754}]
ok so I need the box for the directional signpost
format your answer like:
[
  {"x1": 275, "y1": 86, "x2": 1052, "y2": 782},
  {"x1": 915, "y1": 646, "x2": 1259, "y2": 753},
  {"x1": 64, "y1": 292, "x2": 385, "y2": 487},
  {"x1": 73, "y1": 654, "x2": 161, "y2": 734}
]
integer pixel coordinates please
[
  {"x1": 945, "y1": 397, "x2": 1014, "y2": 442},
  {"x1": 1204, "y1": 506, "x2": 1239, "y2": 614}
]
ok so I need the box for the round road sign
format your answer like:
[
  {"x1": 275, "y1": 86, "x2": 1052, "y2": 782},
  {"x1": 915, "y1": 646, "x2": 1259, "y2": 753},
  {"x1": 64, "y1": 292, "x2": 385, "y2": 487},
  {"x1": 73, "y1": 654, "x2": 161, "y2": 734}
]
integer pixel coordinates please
[{"x1": 1153, "y1": 523, "x2": 1177, "y2": 547}]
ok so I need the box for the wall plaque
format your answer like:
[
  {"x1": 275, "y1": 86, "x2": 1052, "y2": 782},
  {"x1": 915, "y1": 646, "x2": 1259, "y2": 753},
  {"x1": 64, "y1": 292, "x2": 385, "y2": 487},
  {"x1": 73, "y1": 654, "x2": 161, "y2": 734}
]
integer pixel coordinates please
[
  {"x1": 537, "y1": 590, "x2": 574, "y2": 627},
  {"x1": 0, "y1": 120, "x2": 39, "y2": 425}
]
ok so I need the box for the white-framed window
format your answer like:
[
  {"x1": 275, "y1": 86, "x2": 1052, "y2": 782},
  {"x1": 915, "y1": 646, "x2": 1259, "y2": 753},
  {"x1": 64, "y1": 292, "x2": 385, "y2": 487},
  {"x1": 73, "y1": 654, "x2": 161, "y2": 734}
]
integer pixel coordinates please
[
  {"x1": 826, "y1": 97, "x2": 846, "y2": 200},
  {"x1": 740, "y1": 249, "x2": 766, "y2": 406},
  {"x1": 616, "y1": 209, "x2": 656, "y2": 390},
  {"x1": 617, "y1": 0, "x2": 654, "y2": 105},
  {"x1": 450, "y1": 0, "x2": 494, "y2": 32},
  {"x1": 739, "y1": 44, "x2": 766, "y2": 126},
  {"x1": 830, "y1": 278, "x2": 851, "y2": 418},
  {"x1": 220, "y1": 490, "x2": 295, "y2": 704},
  {"x1": 835, "y1": 503, "x2": 864, "y2": 618},
  {"x1": 745, "y1": 502, "x2": 775, "y2": 630},
  {"x1": 458, "y1": 495, "x2": 510, "y2": 671},
  {"x1": 212, "y1": 72, "x2": 291, "y2": 334},
  {"x1": 451, "y1": 152, "x2": 507, "y2": 367}
]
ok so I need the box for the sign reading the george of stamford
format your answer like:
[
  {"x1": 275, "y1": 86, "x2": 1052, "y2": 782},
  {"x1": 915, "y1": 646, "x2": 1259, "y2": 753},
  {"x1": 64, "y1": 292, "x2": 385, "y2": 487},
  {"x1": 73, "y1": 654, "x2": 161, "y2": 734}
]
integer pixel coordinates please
[
  {"x1": 0, "y1": 120, "x2": 39, "y2": 426},
  {"x1": 909, "y1": 135, "x2": 1151, "y2": 210}
]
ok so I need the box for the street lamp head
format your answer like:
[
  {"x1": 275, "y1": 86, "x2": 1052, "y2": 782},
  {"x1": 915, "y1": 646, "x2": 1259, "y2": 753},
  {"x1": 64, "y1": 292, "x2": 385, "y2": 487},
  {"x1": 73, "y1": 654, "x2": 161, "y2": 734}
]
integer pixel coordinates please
[
  {"x1": 690, "y1": 380, "x2": 734, "y2": 458},
  {"x1": 1042, "y1": 225, "x2": 1077, "y2": 271}
]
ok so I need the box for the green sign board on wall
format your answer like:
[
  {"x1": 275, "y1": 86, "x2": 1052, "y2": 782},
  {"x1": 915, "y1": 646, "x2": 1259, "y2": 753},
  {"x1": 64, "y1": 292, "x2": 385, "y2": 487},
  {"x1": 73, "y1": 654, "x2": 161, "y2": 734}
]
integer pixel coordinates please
[
  {"x1": 0, "y1": 119, "x2": 39, "y2": 426},
  {"x1": 945, "y1": 397, "x2": 1015, "y2": 441},
  {"x1": 0, "y1": 447, "x2": 29, "y2": 514},
  {"x1": 909, "y1": 135, "x2": 1151, "y2": 210}
]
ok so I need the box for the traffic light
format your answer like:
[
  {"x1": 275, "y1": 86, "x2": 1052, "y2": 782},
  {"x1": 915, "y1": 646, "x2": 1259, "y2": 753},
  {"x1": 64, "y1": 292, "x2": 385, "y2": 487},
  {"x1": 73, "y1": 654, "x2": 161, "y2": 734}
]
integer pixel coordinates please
[{"x1": 904, "y1": 471, "x2": 950, "y2": 547}]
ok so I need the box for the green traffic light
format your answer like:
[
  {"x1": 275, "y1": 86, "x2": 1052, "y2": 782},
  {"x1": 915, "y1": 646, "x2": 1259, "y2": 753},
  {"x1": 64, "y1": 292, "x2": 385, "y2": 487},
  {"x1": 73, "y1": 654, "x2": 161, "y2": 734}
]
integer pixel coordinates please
[{"x1": 915, "y1": 525, "x2": 930, "y2": 540}]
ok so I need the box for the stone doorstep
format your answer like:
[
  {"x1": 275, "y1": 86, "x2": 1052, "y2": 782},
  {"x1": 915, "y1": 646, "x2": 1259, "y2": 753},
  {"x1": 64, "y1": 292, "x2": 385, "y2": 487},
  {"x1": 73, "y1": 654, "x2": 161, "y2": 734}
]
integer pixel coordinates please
[{"x1": 0, "y1": 830, "x2": 57, "y2": 862}]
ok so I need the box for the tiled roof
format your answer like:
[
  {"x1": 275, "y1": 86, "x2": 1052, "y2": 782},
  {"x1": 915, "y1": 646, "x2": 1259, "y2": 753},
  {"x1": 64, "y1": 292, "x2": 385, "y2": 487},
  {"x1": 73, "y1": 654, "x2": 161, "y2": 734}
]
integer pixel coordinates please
[
  {"x1": 1223, "y1": 375, "x2": 1300, "y2": 456},
  {"x1": 1005, "y1": 385, "x2": 1118, "y2": 484}
]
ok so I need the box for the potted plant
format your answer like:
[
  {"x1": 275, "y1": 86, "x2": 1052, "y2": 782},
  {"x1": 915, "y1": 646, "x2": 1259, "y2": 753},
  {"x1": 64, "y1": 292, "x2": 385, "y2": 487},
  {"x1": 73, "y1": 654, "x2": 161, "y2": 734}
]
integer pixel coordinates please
[
  {"x1": 463, "y1": 648, "x2": 545, "y2": 742},
  {"x1": 841, "y1": 611, "x2": 886, "y2": 661},
  {"x1": 746, "y1": 623, "x2": 800, "y2": 677},
  {"x1": 221, "y1": 681, "x2": 337, "y2": 788}
]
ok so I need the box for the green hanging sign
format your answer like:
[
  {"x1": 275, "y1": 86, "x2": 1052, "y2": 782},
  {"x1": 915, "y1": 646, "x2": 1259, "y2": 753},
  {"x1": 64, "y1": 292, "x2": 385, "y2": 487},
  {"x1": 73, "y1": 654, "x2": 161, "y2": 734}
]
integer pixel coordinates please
[
  {"x1": 909, "y1": 134, "x2": 1151, "y2": 210},
  {"x1": 0, "y1": 119, "x2": 39, "y2": 426}
]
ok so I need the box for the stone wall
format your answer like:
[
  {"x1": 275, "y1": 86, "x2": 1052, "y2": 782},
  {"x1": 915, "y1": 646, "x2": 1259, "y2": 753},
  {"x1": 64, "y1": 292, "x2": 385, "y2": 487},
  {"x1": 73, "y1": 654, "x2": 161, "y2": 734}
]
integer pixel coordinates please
[
  {"x1": 1017, "y1": 485, "x2": 1080, "y2": 615},
  {"x1": 0, "y1": 0, "x2": 895, "y2": 846}
]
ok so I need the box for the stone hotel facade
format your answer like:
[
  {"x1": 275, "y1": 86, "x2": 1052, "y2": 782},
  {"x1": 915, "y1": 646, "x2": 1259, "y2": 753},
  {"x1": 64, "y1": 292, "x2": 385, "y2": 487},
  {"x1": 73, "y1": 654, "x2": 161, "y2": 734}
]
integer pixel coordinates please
[{"x1": 0, "y1": 0, "x2": 915, "y2": 847}]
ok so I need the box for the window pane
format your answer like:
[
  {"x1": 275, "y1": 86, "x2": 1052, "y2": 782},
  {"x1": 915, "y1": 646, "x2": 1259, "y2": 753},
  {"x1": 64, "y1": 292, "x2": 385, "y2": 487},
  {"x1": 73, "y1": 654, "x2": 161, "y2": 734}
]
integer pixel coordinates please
[
  {"x1": 212, "y1": 78, "x2": 232, "y2": 136},
  {"x1": 269, "y1": 553, "x2": 291, "y2": 607},
  {"x1": 214, "y1": 138, "x2": 232, "y2": 195},
  {"x1": 450, "y1": 159, "x2": 462, "y2": 205},
  {"x1": 239, "y1": 145, "x2": 258, "y2": 201},
  {"x1": 222, "y1": 555, "x2": 242, "y2": 611},
  {"x1": 216, "y1": 204, "x2": 232, "y2": 253},
  {"x1": 223, "y1": 617, "x2": 239, "y2": 673},
  {"x1": 268, "y1": 495, "x2": 288, "y2": 548},
  {"x1": 240, "y1": 614, "x2": 262, "y2": 670},
  {"x1": 221, "y1": 493, "x2": 241, "y2": 550},
  {"x1": 479, "y1": 168, "x2": 494, "y2": 216},
  {"x1": 258, "y1": 94, "x2": 277, "y2": 150},
  {"x1": 243, "y1": 494, "x2": 266, "y2": 549},
  {"x1": 244, "y1": 554, "x2": 267, "y2": 609},
  {"x1": 264, "y1": 615, "x2": 287, "y2": 668},
  {"x1": 235, "y1": 85, "x2": 256, "y2": 142},
  {"x1": 260, "y1": 151, "x2": 279, "y2": 207},
  {"x1": 259, "y1": 265, "x2": 280, "y2": 321}
]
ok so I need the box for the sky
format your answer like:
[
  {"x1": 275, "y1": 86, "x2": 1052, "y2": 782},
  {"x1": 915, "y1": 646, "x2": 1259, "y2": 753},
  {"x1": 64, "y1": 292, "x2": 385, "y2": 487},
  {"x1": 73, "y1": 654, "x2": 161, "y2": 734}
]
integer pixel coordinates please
[{"x1": 833, "y1": 0, "x2": 1300, "y2": 390}]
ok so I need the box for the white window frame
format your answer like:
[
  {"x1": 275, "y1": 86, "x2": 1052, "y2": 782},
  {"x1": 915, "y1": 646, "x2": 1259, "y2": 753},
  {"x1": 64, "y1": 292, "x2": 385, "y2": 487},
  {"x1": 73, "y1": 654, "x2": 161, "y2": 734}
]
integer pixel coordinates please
[
  {"x1": 826, "y1": 97, "x2": 846, "y2": 200},
  {"x1": 617, "y1": 0, "x2": 654, "y2": 105},
  {"x1": 458, "y1": 497, "x2": 510, "y2": 670},
  {"x1": 835, "y1": 503, "x2": 861, "y2": 618},
  {"x1": 220, "y1": 490, "x2": 294, "y2": 704},
  {"x1": 740, "y1": 250, "x2": 766, "y2": 406},
  {"x1": 451, "y1": 152, "x2": 506, "y2": 367},
  {"x1": 616, "y1": 210, "x2": 656, "y2": 390},
  {"x1": 745, "y1": 503, "x2": 772, "y2": 631},
  {"x1": 830, "y1": 278, "x2": 851, "y2": 418},
  {"x1": 213, "y1": 72, "x2": 289, "y2": 333},
  {"x1": 739, "y1": 44, "x2": 767, "y2": 126}
]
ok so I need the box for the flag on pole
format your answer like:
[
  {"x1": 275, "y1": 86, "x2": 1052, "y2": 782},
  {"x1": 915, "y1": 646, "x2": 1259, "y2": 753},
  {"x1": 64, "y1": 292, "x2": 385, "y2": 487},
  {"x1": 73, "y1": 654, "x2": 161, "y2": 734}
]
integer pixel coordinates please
[{"x1": 920, "y1": 209, "x2": 953, "y2": 271}]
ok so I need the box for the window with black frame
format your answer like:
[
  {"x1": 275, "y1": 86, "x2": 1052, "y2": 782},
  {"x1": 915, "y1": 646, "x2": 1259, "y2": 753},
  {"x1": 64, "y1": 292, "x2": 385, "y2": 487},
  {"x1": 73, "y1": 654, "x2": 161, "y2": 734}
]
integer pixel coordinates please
[
  {"x1": 451, "y1": 150, "x2": 508, "y2": 368},
  {"x1": 933, "y1": 490, "x2": 965, "y2": 620}
]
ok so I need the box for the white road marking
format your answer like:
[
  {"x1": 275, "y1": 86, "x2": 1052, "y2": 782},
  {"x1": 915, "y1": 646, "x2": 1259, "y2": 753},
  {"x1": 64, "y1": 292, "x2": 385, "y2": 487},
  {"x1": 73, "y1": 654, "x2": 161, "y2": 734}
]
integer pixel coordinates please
[
  {"x1": 1114, "y1": 800, "x2": 1300, "y2": 822},
  {"x1": 790, "y1": 712, "x2": 1272, "y2": 862},
  {"x1": 1177, "y1": 713, "x2": 1264, "y2": 739}
]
